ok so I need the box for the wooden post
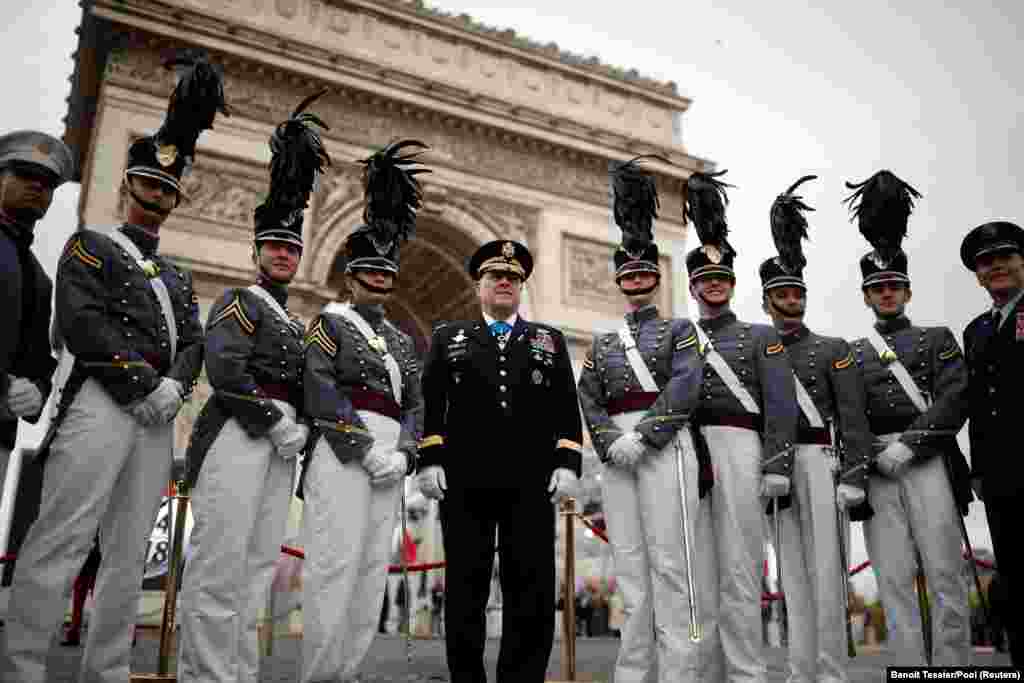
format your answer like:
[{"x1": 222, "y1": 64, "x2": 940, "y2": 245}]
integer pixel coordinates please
[{"x1": 560, "y1": 498, "x2": 577, "y2": 682}]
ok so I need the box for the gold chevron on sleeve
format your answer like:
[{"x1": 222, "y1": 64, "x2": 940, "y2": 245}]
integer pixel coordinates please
[
  {"x1": 676, "y1": 333, "x2": 698, "y2": 350},
  {"x1": 62, "y1": 237, "x2": 102, "y2": 270},
  {"x1": 938, "y1": 346, "x2": 961, "y2": 361},
  {"x1": 209, "y1": 295, "x2": 255, "y2": 335},
  {"x1": 557, "y1": 439, "x2": 583, "y2": 452},
  {"x1": 765, "y1": 342, "x2": 784, "y2": 356},
  {"x1": 305, "y1": 318, "x2": 338, "y2": 358}
]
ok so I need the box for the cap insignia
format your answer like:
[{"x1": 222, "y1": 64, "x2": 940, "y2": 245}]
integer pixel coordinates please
[
  {"x1": 502, "y1": 241, "x2": 515, "y2": 259},
  {"x1": 703, "y1": 245, "x2": 722, "y2": 264},
  {"x1": 156, "y1": 144, "x2": 178, "y2": 167}
]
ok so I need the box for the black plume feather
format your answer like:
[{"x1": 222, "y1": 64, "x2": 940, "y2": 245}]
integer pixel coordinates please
[
  {"x1": 360, "y1": 139, "x2": 431, "y2": 248},
  {"x1": 610, "y1": 155, "x2": 668, "y2": 257},
  {"x1": 683, "y1": 170, "x2": 735, "y2": 256},
  {"x1": 265, "y1": 88, "x2": 331, "y2": 213},
  {"x1": 843, "y1": 170, "x2": 921, "y2": 265},
  {"x1": 770, "y1": 174, "x2": 816, "y2": 273},
  {"x1": 155, "y1": 49, "x2": 230, "y2": 166}
]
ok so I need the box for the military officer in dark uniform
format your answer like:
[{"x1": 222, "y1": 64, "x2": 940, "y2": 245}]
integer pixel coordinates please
[
  {"x1": 683, "y1": 170, "x2": 798, "y2": 682},
  {"x1": 301, "y1": 140, "x2": 426, "y2": 683},
  {"x1": 0, "y1": 130, "x2": 74, "y2": 517},
  {"x1": 417, "y1": 239, "x2": 584, "y2": 683},
  {"x1": 758, "y1": 176, "x2": 872, "y2": 683},
  {"x1": 960, "y1": 220, "x2": 1024, "y2": 666},
  {"x1": 844, "y1": 170, "x2": 971, "y2": 666},
  {"x1": 577, "y1": 157, "x2": 705, "y2": 683},
  {"x1": 177, "y1": 92, "x2": 328, "y2": 683},
  {"x1": 1, "y1": 54, "x2": 226, "y2": 683}
]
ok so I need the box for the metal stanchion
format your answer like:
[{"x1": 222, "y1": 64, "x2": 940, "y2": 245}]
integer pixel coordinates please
[{"x1": 131, "y1": 476, "x2": 190, "y2": 682}]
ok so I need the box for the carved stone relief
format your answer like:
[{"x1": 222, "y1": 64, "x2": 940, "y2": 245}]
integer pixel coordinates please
[{"x1": 563, "y1": 234, "x2": 672, "y2": 314}]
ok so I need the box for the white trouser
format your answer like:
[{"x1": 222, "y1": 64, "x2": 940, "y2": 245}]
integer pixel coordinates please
[
  {"x1": 301, "y1": 410, "x2": 402, "y2": 683},
  {"x1": 178, "y1": 401, "x2": 297, "y2": 682},
  {"x1": 1, "y1": 378, "x2": 173, "y2": 683},
  {"x1": 779, "y1": 444, "x2": 849, "y2": 683},
  {"x1": 700, "y1": 424, "x2": 766, "y2": 683},
  {"x1": 601, "y1": 412, "x2": 707, "y2": 683},
  {"x1": 863, "y1": 442, "x2": 969, "y2": 667}
]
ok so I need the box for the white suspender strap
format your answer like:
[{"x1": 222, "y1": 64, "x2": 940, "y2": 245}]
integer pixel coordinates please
[
  {"x1": 246, "y1": 284, "x2": 300, "y2": 334},
  {"x1": 865, "y1": 327, "x2": 930, "y2": 413},
  {"x1": 324, "y1": 302, "x2": 403, "y2": 406},
  {"x1": 694, "y1": 321, "x2": 761, "y2": 414},
  {"x1": 617, "y1": 324, "x2": 660, "y2": 393},
  {"x1": 792, "y1": 371, "x2": 825, "y2": 428}
]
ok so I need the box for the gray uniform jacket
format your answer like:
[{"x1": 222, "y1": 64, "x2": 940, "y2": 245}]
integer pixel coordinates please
[
  {"x1": 851, "y1": 315, "x2": 971, "y2": 513},
  {"x1": 693, "y1": 311, "x2": 797, "y2": 476},
  {"x1": 576, "y1": 304, "x2": 702, "y2": 460},
  {"x1": 780, "y1": 324, "x2": 872, "y2": 488},
  {"x1": 40, "y1": 224, "x2": 204, "y2": 458},
  {"x1": 303, "y1": 303, "x2": 423, "y2": 471},
  {"x1": 185, "y1": 279, "x2": 306, "y2": 486}
]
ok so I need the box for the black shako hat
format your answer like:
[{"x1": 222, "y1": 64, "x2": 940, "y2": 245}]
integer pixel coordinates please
[
  {"x1": 609, "y1": 155, "x2": 665, "y2": 283},
  {"x1": 253, "y1": 89, "x2": 331, "y2": 249},
  {"x1": 467, "y1": 240, "x2": 534, "y2": 281},
  {"x1": 759, "y1": 175, "x2": 817, "y2": 292},
  {"x1": 344, "y1": 140, "x2": 430, "y2": 274},
  {"x1": 960, "y1": 221, "x2": 1024, "y2": 271},
  {"x1": 684, "y1": 170, "x2": 736, "y2": 281},
  {"x1": 124, "y1": 50, "x2": 229, "y2": 196},
  {"x1": 844, "y1": 169, "x2": 920, "y2": 289}
]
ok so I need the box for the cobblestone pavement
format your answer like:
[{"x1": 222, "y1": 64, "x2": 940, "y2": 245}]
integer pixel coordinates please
[{"x1": 6, "y1": 628, "x2": 1014, "y2": 681}]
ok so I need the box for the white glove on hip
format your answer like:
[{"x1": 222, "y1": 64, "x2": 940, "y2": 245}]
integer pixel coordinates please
[
  {"x1": 760, "y1": 473, "x2": 790, "y2": 498},
  {"x1": 371, "y1": 450, "x2": 408, "y2": 488},
  {"x1": 7, "y1": 377, "x2": 43, "y2": 418},
  {"x1": 875, "y1": 441, "x2": 914, "y2": 478},
  {"x1": 417, "y1": 465, "x2": 447, "y2": 500},
  {"x1": 607, "y1": 432, "x2": 646, "y2": 468},
  {"x1": 548, "y1": 467, "x2": 578, "y2": 504},
  {"x1": 131, "y1": 378, "x2": 183, "y2": 426},
  {"x1": 268, "y1": 416, "x2": 308, "y2": 459},
  {"x1": 835, "y1": 483, "x2": 866, "y2": 509}
]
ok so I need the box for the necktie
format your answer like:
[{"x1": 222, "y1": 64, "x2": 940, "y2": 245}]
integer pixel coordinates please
[{"x1": 490, "y1": 321, "x2": 511, "y2": 349}]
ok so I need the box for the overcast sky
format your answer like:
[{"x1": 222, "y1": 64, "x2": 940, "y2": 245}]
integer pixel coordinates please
[{"x1": 3, "y1": 1, "x2": 1020, "y2": 599}]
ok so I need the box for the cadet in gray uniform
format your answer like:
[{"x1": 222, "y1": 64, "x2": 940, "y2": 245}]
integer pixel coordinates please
[
  {"x1": 1, "y1": 53, "x2": 226, "y2": 683},
  {"x1": 758, "y1": 176, "x2": 872, "y2": 683},
  {"x1": 844, "y1": 170, "x2": 971, "y2": 666},
  {"x1": 577, "y1": 157, "x2": 705, "y2": 683},
  {"x1": 177, "y1": 92, "x2": 329, "y2": 683},
  {"x1": 301, "y1": 140, "x2": 427, "y2": 682},
  {"x1": 683, "y1": 170, "x2": 798, "y2": 683}
]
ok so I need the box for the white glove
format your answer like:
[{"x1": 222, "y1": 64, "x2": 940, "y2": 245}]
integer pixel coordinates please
[
  {"x1": 835, "y1": 483, "x2": 866, "y2": 509},
  {"x1": 268, "y1": 416, "x2": 308, "y2": 459},
  {"x1": 760, "y1": 473, "x2": 790, "y2": 498},
  {"x1": 607, "y1": 432, "x2": 646, "y2": 468},
  {"x1": 875, "y1": 441, "x2": 914, "y2": 478},
  {"x1": 371, "y1": 450, "x2": 408, "y2": 488},
  {"x1": 7, "y1": 377, "x2": 43, "y2": 418},
  {"x1": 417, "y1": 465, "x2": 447, "y2": 500},
  {"x1": 130, "y1": 378, "x2": 183, "y2": 426},
  {"x1": 548, "y1": 467, "x2": 578, "y2": 504},
  {"x1": 361, "y1": 448, "x2": 388, "y2": 479}
]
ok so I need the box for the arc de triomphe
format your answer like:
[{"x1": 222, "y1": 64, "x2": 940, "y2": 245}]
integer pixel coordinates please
[{"x1": 64, "y1": 0, "x2": 712, "y2": 452}]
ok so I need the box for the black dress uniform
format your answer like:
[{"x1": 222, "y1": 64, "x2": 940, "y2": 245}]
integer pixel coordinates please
[
  {"x1": 961, "y1": 220, "x2": 1024, "y2": 666},
  {"x1": 684, "y1": 170, "x2": 798, "y2": 683},
  {"x1": 178, "y1": 92, "x2": 328, "y2": 683},
  {"x1": 0, "y1": 130, "x2": 74, "y2": 586},
  {"x1": 2, "y1": 53, "x2": 223, "y2": 683},
  {"x1": 576, "y1": 157, "x2": 705, "y2": 683},
  {"x1": 845, "y1": 169, "x2": 971, "y2": 667},
  {"x1": 300, "y1": 140, "x2": 426, "y2": 682},
  {"x1": 419, "y1": 240, "x2": 584, "y2": 683}
]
